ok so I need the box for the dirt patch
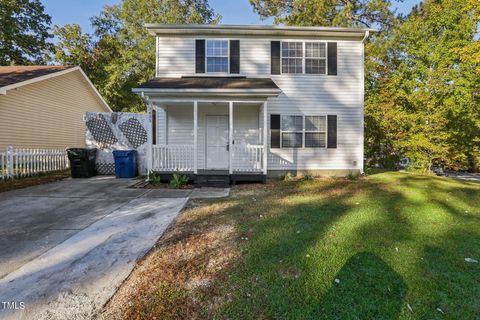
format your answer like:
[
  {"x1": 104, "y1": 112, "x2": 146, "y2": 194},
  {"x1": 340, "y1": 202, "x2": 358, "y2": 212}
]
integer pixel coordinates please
[
  {"x1": 99, "y1": 182, "x2": 273, "y2": 320},
  {"x1": 0, "y1": 170, "x2": 70, "y2": 193}
]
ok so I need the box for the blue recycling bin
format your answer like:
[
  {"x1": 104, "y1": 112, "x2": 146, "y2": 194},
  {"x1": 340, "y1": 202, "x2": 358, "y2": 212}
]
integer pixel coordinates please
[{"x1": 112, "y1": 150, "x2": 137, "y2": 178}]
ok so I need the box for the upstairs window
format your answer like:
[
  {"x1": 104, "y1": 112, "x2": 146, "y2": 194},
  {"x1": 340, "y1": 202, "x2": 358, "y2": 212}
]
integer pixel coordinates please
[
  {"x1": 206, "y1": 40, "x2": 228, "y2": 73},
  {"x1": 281, "y1": 42, "x2": 303, "y2": 74},
  {"x1": 305, "y1": 43, "x2": 326, "y2": 74},
  {"x1": 280, "y1": 41, "x2": 327, "y2": 75}
]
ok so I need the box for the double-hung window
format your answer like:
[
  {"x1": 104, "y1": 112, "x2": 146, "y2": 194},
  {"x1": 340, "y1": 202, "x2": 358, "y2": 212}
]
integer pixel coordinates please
[
  {"x1": 206, "y1": 40, "x2": 228, "y2": 73},
  {"x1": 305, "y1": 43, "x2": 326, "y2": 74},
  {"x1": 281, "y1": 41, "x2": 327, "y2": 75},
  {"x1": 305, "y1": 116, "x2": 327, "y2": 147},
  {"x1": 281, "y1": 115, "x2": 303, "y2": 148},
  {"x1": 280, "y1": 115, "x2": 327, "y2": 148},
  {"x1": 281, "y1": 42, "x2": 303, "y2": 74}
]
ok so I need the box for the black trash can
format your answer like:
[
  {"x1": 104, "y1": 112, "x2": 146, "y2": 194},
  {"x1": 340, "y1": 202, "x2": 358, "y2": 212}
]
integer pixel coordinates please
[{"x1": 67, "y1": 148, "x2": 97, "y2": 178}]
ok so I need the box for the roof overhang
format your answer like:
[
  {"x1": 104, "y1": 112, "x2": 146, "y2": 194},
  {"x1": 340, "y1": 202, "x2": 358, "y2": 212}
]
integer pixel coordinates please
[
  {"x1": 133, "y1": 76, "x2": 282, "y2": 101},
  {"x1": 133, "y1": 88, "x2": 282, "y2": 101},
  {"x1": 145, "y1": 24, "x2": 375, "y2": 39}
]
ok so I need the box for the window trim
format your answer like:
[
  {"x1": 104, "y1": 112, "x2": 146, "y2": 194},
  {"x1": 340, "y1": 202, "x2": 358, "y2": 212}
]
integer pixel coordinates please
[
  {"x1": 279, "y1": 114, "x2": 328, "y2": 149},
  {"x1": 205, "y1": 39, "x2": 230, "y2": 74},
  {"x1": 280, "y1": 41, "x2": 329, "y2": 75}
]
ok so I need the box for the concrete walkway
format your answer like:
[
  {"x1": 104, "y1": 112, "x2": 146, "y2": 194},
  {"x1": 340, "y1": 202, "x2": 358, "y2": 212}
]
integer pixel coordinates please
[
  {"x1": 0, "y1": 177, "x2": 226, "y2": 319},
  {"x1": 446, "y1": 172, "x2": 480, "y2": 183}
]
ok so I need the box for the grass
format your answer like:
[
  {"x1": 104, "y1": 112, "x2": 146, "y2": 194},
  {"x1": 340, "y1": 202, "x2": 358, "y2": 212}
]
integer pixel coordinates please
[
  {"x1": 101, "y1": 172, "x2": 480, "y2": 320},
  {"x1": 0, "y1": 170, "x2": 70, "y2": 193}
]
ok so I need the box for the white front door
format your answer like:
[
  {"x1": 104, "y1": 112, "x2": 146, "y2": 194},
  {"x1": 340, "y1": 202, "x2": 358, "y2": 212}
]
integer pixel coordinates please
[{"x1": 206, "y1": 115, "x2": 229, "y2": 169}]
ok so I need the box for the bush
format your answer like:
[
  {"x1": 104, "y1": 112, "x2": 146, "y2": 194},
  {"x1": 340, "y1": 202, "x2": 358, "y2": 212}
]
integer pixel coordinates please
[
  {"x1": 170, "y1": 173, "x2": 189, "y2": 189},
  {"x1": 149, "y1": 171, "x2": 162, "y2": 185},
  {"x1": 282, "y1": 172, "x2": 294, "y2": 181},
  {"x1": 303, "y1": 172, "x2": 314, "y2": 180},
  {"x1": 346, "y1": 171, "x2": 360, "y2": 181}
]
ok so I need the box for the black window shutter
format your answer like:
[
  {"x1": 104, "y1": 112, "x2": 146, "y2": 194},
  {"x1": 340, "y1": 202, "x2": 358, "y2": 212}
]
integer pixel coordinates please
[
  {"x1": 270, "y1": 114, "x2": 281, "y2": 148},
  {"x1": 271, "y1": 41, "x2": 281, "y2": 75},
  {"x1": 327, "y1": 42, "x2": 337, "y2": 75},
  {"x1": 195, "y1": 39, "x2": 205, "y2": 73},
  {"x1": 230, "y1": 40, "x2": 240, "y2": 74},
  {"x1": 327, "y1": 115, "x2": 337, "y2": 148}
]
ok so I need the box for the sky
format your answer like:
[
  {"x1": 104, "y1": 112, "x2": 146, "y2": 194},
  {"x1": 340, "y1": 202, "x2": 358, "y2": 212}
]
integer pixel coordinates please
[{"x1": 41, "y1": 0, "x2": 421, "y2": 35}]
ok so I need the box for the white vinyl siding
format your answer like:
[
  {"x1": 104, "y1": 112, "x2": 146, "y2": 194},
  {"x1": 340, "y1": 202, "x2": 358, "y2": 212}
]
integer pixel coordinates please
[{"x1": 155, "y1": 36, "x2": 364, "y2": 171}]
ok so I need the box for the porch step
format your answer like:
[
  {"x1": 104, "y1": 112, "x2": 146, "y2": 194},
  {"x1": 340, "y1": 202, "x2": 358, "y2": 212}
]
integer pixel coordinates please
[{"x1": 195, "y1": 174, "x2": 230, "y2": 188}]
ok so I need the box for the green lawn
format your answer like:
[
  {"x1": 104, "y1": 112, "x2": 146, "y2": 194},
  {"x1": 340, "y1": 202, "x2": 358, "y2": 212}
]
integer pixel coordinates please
[{"x1": 104, "y1": 172, "x2": 480, "y2": 320}]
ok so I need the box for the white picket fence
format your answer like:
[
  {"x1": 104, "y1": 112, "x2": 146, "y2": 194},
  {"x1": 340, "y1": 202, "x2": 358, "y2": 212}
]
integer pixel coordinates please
[{"x1": 0, "y1": 146, "x2": 69, "y2": 180}]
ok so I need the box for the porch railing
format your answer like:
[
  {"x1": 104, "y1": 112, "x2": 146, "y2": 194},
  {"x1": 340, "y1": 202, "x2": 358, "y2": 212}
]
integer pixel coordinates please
[
  {"x1": 1, "y1": 146, "x2": 69, "y2": 180},
  {"x1": 232, "y1": 144, "x2": 264, "y2": 173},
  {"x1": 152, "y1": 144, "x2": 194, "y2": 172},
  {"x1": 151, "y1": 144, "x2": 264, "y2": 173}
]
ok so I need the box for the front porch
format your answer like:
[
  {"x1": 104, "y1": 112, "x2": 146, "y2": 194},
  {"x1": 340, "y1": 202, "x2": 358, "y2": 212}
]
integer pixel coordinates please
[
  {"x1": 148, "y1": 100, "x2": 269, "y2": 186},
  {"x1": 134, "y1": 76, "x2": 282, "y2": 186}
]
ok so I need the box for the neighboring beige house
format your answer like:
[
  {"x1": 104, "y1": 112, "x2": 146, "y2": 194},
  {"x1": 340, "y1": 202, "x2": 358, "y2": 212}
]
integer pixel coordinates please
[{"x1": 0, "y1": 66, "x2": 111, "y2": 149}]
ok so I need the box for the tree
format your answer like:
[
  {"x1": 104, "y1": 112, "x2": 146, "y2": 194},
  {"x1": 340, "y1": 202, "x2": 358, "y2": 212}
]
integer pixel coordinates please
[
  {"x1": 0, "y1": 0, "x2": 53, "y2": 65},
  {"x1": 54, "y1": 0, "x2": 219, "y2": 112},
  {"x1": 249, "y1": 0, "x2": 397, "y2": 30},
  {"x1": 53, "y1": 24, "x2": 94, "y2": 71},
  {"x1": 365, "y1": 0, "x2": 480, "y2": 171}
]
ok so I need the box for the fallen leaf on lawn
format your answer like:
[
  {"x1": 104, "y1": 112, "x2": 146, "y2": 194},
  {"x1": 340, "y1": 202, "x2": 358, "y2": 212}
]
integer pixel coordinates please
[{"x1": 407, "y1": 304, "x2": 413, "y2": 313}]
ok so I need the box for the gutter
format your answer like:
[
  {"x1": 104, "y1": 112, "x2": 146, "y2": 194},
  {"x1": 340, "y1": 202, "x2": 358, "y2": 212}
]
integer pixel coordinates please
[{"x1": 361, "y1": 30, "x2": 370, "y2": 43}]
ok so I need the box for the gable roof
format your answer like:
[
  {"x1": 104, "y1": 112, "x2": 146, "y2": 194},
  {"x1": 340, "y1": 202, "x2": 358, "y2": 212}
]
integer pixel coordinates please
[
  {"x1": 145, "y1": 24, "x2": 374, "y2": 39},
  {"x1": 0, "y1": 66, "x2": 75, "y2": 87},
  {"x1": 0, "y1": 65, "x2": 112, "y2": 111}
]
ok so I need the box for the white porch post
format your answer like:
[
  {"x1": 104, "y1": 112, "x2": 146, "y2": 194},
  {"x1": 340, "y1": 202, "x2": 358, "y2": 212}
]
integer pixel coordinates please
[
  {"x1": 193, "y1": 100, "x2": 198, "y2": 174},
  {"x1": 262, "y1": 101, "x2": 268, "y2": 175},
  {"x1": 229, "y1": 101, "x2": 233, "y2": 174},
  {"x1": 146, "y1": 100, "x2": 153, "y2": 179}
]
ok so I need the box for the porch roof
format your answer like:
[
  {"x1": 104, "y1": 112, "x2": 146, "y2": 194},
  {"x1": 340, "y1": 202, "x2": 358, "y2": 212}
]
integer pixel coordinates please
[{"x1": 132, "y1": 77, "x2": 281, "y2": 100}]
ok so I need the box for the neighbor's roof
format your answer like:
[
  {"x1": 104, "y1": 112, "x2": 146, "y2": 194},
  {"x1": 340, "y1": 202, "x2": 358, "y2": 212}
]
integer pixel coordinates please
[
  {"x1": 145, "y1": 24, "x2": 374, "y2": 38},
  {"x1": 0, "y1": 65, "x2": 75, "y2": 87},
  {"x1": 133, "y1": 77, "x2": 282, "y2": 99},
  {"x1": 0, "y1": 65, "x2": 111, "y2": 111}
]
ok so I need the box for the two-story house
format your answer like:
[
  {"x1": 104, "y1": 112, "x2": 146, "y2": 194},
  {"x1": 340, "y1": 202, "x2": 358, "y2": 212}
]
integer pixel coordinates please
[{"x1": 133, "y1": 24, "x2": 372, "y2": 186}]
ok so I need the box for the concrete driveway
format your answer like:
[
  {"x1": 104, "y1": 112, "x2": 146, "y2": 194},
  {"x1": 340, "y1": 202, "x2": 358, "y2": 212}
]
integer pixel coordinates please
[{"x1": 0, "y1": 177, "x2": 191, "y2": 320}]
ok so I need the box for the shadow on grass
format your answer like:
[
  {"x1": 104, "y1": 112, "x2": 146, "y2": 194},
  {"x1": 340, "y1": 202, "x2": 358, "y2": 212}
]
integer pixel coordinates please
[{"x1": 309, "y1": 252, "x2": 407, "y2": 319}]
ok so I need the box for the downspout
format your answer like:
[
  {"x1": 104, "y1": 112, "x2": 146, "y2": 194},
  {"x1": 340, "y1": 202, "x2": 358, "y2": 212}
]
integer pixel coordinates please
[{"x1": 362, "y1": 30, "x2": 370, "y2": 43}]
